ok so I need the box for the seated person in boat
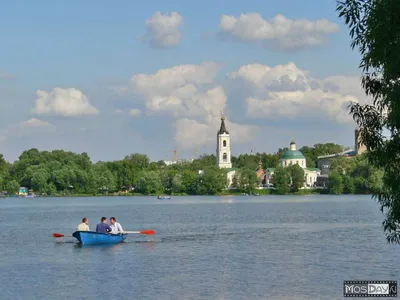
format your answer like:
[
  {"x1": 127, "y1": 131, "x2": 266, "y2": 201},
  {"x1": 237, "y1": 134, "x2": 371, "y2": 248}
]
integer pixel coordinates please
[
  {"x1": 110, "y1": 217, "x2": 124, "y2": 234},
  {"x1": 77, "y1": 217, "x2": 90, "y2": 231},
  {"x1": 95, "y1": 217, "x2": 112, "y2": 234}
]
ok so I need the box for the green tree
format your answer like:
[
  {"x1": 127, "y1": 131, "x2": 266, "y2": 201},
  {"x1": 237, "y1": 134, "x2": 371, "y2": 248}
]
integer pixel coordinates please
[
  {"x1": 287, "y1": 164, "x2": 305, "y2": 192},
  {"x1": 136, "y1": 171, "x2": 162, "y2": 195},
  {"x1": 299, "y1": 143, "x2": 344, "y2": 167},
  {"x1": 236, "y1": 168, "x2": 259, "y2": 193},
  {"x1": 273, "y1": 166, "x2": 290, "y2": 194},
  {"x1": 337, "y1": 0, "x2": 400, "y2": 242},
  {"x1": 195, "y1": 166, "x2": 227, "y2": 195},
  {"x1": 171, "y1": 174, "x2": 183, "y2": 193},
  {"x1": 5, "y1": 180, "x2": 20, "y2": 195},
  {"x1": 328, "y1": 171, "x2": 344, "y2": 195},
  {"x1": 181, "y1": 170, "x2": 197, "y2": 194},
  {"x1": 330, "y1": 157, "x2": 357, "y2": 175},
  {"x1": 342, "y1": 175, "x2": 356, "y2": 194}
]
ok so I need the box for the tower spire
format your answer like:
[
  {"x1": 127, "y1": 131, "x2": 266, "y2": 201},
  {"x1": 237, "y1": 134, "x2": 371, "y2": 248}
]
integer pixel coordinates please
[
  {"x1": 218, "y1": 111, "x2": 229, "y2": 134},
  {"x1": 290, "y1": 137, "x2": 296, "y2": 151}
]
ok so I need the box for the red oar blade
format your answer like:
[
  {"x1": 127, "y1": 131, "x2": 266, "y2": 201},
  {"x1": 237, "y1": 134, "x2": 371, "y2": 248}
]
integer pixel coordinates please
[
  {"x1": 140, "y1": 230, "x2": 155, "y2": 235},
  {"x1": 53, "y1": 233, "x2": 65, "y2": 238}
]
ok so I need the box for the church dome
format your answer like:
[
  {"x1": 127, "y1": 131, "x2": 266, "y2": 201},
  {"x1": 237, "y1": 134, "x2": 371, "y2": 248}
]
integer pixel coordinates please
[{"x1": 281, "y1": 150, "x2": 306, "y2": 160}]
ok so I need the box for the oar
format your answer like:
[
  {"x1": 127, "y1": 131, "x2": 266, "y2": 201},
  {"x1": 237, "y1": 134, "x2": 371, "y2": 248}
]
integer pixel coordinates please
[
  {"x1": 53, "y1": 233, "x2": 73, "y2": 238},
  {"x1": 122, "y1": 230, "x2": 155, "y2": 235}
]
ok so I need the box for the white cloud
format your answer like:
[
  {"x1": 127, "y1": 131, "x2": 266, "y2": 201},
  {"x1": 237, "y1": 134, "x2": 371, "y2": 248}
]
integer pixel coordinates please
[
  {"x1": 116, "y1": 61, "x2": 368, "y2": 150},
  {"x1": 20, "y1": 118, "x2": 54, "y2": 128},
  {"x1": 219, "y1": 13, "x2": 340, "y2": 50},
  {"x1": 175, "y1": 117, "x2": 259, "y2": 150},
  {"x1": 144, "y1": 11, "x2": 183, "y2": 48},
  {"x1": 118, "y1": 61, "x2": 258, "y2": 149},
  {"x1": 33, "y1": 88, "x2": 99, "y2": 116},
  {"x1": 5, "y1": 118, "x2": 55, "y2": 138},
  {"x1": 227, "y1": 62, "x2": 366, "y2": 123},
  {"x1": 129, "y1": 108, "x2": 142, "y2": 117},
  {"x1": 120, "y1": 62, "x2": 222, "y2": 118}
]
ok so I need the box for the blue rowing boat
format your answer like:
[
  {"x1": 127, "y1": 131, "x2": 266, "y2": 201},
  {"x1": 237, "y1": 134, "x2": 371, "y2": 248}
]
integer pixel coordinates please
[
  {"x1": 157, "y1": 195, "x2": 171, "y2": 200},
  {"x1": 72, "y1": 231, "x2": 127, "y2": 245}
]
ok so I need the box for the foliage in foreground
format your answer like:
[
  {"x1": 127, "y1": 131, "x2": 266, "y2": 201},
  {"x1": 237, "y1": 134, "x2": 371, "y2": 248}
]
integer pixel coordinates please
[{"x1": 337, "y1": 0, "x2": 400, "y2": 243}]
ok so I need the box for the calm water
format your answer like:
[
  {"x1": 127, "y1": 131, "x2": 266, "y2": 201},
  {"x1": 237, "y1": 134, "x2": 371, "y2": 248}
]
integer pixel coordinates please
[{"x1": 0, "y1": 195, "x2": 398, "y2": 299}]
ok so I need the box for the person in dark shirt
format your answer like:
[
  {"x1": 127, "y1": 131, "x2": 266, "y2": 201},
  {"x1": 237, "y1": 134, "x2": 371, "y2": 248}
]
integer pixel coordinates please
[{"x1": 96, "y1": 217, "x2": 112, "y2": 234}]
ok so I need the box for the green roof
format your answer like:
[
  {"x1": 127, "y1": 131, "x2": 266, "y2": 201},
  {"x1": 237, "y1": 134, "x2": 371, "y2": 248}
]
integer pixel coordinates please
[
  {"x1": 280, "y1": 150, "x2": 305, "y2": 160},
  {"x1": 267, "y1": 168, "x2": 275, "y2": 171},
  {"x1": 306, "y1": 168, "x2": 321, "y2": 172}
]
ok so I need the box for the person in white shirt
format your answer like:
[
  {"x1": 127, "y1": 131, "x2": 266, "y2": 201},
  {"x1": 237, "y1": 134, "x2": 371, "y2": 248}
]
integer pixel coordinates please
[
  {"x1": 77, "y1": 217, "x2": 90, "y2": 231},
  {"x1": 109, "y1": 217, "x2": 123, "y2": 234}
]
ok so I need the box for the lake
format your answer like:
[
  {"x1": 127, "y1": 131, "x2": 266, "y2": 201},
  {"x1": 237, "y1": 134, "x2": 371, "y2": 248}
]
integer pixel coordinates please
[{"x1": 0, "y1": 195, "x2": 398, "y2": 299}]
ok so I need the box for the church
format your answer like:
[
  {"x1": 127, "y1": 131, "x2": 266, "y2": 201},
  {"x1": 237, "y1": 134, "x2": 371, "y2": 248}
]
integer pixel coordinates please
[
  {"x1": 214, "y1": 115, "x2": 320, "y2": 188},
  {"x1": 264, "y1": 139, "x2": 321, "y2": 187},
  {"x1": 215, "y1": 115, "x2": 237, "y2": 186}
]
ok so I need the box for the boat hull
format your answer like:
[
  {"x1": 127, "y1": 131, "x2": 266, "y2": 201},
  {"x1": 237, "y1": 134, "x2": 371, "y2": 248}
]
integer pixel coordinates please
[{"x1": 72, "y1": 231, "x2": 127, "y2": 245}]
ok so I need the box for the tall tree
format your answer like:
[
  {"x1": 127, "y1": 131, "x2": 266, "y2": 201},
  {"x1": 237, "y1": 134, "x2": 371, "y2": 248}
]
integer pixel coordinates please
[
  {"x1": 273, "y1": 166, "x2": 290, "y2": 195},
  {"x1": 287, "y1": 164, "x2": 305, "y2": 192},
  {"x1": 337, "y1": 0, "x2": 400, "y2": 242}
]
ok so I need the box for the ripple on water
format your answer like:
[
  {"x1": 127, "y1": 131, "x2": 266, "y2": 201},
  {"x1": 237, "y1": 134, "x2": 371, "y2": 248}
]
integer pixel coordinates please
[{"x1": 0, "y1": 195, "x2": 397, "y2": 300}]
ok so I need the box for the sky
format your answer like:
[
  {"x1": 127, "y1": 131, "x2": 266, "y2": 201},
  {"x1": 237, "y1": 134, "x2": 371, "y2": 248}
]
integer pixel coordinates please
[{"x1": 0, "y1": 0, "x2": 367, "y2": 163}]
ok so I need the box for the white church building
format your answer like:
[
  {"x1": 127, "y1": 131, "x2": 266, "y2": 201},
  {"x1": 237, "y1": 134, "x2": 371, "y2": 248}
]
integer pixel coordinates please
[
  {"x1": 265, "y1": 139, "x2": 321, "y2": 187},
  {"x1": 216, "y1": 115, "x2": 236, "y2": 186}
]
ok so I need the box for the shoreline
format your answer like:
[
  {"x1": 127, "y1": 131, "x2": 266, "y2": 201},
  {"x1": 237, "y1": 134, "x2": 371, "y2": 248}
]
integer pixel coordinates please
[{"x1": 3, "y1": 190, "x2": 374, "y2": 198}]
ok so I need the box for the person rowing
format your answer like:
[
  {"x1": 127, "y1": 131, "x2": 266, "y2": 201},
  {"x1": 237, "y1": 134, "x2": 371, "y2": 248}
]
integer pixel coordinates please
[
  {"x1": 110, "y1": 217, "x2": 124, "y2": 234},
  {"x1": 95, "y1": 217, "x2": 112, "y2": 234}
]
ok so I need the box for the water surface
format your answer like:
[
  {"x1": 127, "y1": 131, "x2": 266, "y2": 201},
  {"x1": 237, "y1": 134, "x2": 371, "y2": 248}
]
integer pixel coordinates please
[{"x1": 0, "y1": 195, "x2": 398, "y2": 299}]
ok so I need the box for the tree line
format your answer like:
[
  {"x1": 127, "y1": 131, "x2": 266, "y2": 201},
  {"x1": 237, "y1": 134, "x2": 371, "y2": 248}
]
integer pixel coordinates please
[{"x1": 0, "y1": 143, "x2": 381, "y2": 196}]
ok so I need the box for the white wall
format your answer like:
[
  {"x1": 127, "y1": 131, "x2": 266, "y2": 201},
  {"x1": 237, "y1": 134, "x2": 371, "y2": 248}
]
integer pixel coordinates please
[
  {"x1": 217, "y1": 133, "x2": 232, "y2": 168},
  {"x1": 281, "y1": 158, "x2": 306, "y2": 168}
]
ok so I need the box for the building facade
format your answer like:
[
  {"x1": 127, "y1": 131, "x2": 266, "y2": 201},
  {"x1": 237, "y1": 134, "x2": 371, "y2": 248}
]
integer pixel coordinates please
[
  {"x1": 215, "y1": 115, "x2": 236, "y2": 187},
  {"x1": 216, "y1": 115, "x2": 232, "y2": 169},
  {"x1": 265, "y1": 139, "x2": 321, "y2": 187},
  {"x1": 316, "y1": 128, "x2": 366, "y2": 176}
]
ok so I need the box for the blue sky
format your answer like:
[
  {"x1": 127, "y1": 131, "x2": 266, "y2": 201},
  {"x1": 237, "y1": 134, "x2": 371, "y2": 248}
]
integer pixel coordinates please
[{"x1": 0, "y1": 0, "x2": 365, "y2": 163}]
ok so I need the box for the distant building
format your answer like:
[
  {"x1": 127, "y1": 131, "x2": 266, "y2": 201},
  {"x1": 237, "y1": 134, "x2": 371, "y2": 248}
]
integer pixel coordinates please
[
  {"x1": 196, "y1": 114, "x2": 237, "y2": 187},
  {"x1": 265, "y1": 139, "x2": 321, "y2": 187},
  {"x1": 216, "y1": 115, "x2": 232, "y2": 169},
  {"x1": 18, "y1": 187, "x2": 28, "y2": 196},
  {"x1": 256, "y1": 159, "x2": 266, "y2": 184},
  {"x1": 163, "y1": 159, "x2": 193, "y2": 166},
  {"x1": 216, "y1": 115, "x2": 236, "y2": 187},
  {"x1": 316, "y1": 128, "x2": 366, "y2": 176}
]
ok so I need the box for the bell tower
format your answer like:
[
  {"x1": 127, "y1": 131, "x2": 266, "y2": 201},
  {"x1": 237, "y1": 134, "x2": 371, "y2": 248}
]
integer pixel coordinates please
[{"x1": 216, "y1": 112, "x2": 232, "y2": 168}]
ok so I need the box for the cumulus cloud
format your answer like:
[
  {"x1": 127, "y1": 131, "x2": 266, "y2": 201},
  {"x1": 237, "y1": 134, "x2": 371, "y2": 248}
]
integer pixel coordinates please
[
  {"x1": 219, "y1": 13, "x2": 340, "y2": 50},
  {"x1": 116, "y1": 61, "x2": 368, "y2": 149},
  {"x1": 33, "y1": 88, "x2": 99, "y2": 116},
  {"x1": 144, "y1": 11, "x2": 183, "y2": 48},
  {"x1": 119, "y1": 62, "x2": 222, "y2": 118},
  {"x1": 117, "y1": 61, "x2": 257, "y2": 148},
  {"x1": 227, "y1": 62, "x2": 366, "y2": 123},
  {"x1": 175, "y1": 117, "x2": 259, "y2": 150},
  {"x1": 4, "y1": 118, "x2": 55, "y2": 139}
]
